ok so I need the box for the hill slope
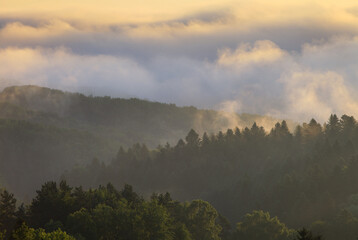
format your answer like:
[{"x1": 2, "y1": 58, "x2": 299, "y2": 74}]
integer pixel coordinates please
[
  {"x1": 0, "y1": 85, "x2": 293, "y2": 199},
  {"x1": 0, "y1": 85, "x2": 293, "y2": 147}
]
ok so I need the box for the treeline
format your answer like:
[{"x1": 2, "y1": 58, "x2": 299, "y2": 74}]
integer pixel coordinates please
[
  {"x1": 63, "y1": 114, "x2": 358, "y2": 239},
  {"x1": 0, "y1": 182, "x2": 322, "y2": 240},
  {"x1": 0, "y1": 85, "x2": 286, "y2": 199},
  {"x1": 0, "y1": 85, "x2": 287, "y2": 148}
]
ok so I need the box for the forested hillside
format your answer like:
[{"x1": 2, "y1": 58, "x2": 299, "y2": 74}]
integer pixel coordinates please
[
  {"x1": 0, "y1": 85, "x2": 288, "y2": 148},
  {"x1": 0, "y1": 85, "x2": 289, "y2": 199},
  {"x1": 2, "y1": 86, "x2": 358, "y2": 239},
  {"x1": 0, "y1": 119, "x2": 114, "y2": 200},
  {"x1": 62, "y1": 114, "x2": 358, "y2": 239},
  {"x1": 0, "y1": 182, "x2": 323, "y2": 240}
]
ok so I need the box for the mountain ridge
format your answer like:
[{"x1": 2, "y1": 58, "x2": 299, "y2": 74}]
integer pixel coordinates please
[
  {"x1": 0, "y1": 85, "x2": 295, "y2": 199},
  {"x1": 0, "y1": 85, "x2": 295, "y2": 147}
]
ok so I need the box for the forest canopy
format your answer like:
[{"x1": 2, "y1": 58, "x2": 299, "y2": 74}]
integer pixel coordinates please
[
  {"x1": 60, "y1": 114, "x2": 358, "y2": 240},
  {"x1": 0, "y1": 86, "x2": 358, "y2": 239},
  {"x1": 0, "y1": 182, "x2": 324, "y2": 240}
]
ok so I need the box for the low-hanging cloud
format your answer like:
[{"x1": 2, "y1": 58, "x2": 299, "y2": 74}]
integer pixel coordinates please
[
  {"x1": 2, "y1": 37, "x2": 358, "y2": 123},
  {"x1": 0, "y1": 47, "x2": 156, "y2": 98},
  {"x1": 2, "y1": 1, "x2": 358, "y2": 123}
]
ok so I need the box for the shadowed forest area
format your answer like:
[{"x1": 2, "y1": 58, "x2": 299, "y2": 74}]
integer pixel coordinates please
[
  {"x1": 1, "y1": 182, "x2": 323, "y2": 240},
  {"x1": 1, "y1": 86, "x2": 358, "y2": 239},
  {"x1": 61, "y1": 114, "x2": 358, "y2": 239},
  {"x1": 0, "y1": 85, "x2": 289, "y2": 198}
]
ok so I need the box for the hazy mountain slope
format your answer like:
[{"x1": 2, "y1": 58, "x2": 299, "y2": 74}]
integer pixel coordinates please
[
  {"x1": 0, "y1": 85, "x2": 294, "y2": 147},
  {"x1": 0, "y1": 119, "x2": 115, "y2": 199},
  {"x1": 62, "y1": 114, "x2": 358, "y2": 231},
  {"x1": 0, "y1": 85, "x2": 295, "y2": 199}
]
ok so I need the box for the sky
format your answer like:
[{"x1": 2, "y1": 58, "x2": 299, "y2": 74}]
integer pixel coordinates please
[{"x1": 1, "y1": 0, "x2": 358, "y2": 122}]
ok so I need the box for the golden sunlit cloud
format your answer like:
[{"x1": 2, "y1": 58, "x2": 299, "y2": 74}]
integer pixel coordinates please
[
  {"x1": 2, "y1": 0, "x2": 358, "y2": 122},
  {"x1": 1, "y1": 0, "x2": 358, "y2": 27},
  {"x1": 0, "y1": 0, "x2": 357, "y2": 50},
  {"x1": 0, "y1": 0, "x2": 233, "y2": 24},
  {"x1": 218, "y1": 41, "x2": 285, "y2": 67}
]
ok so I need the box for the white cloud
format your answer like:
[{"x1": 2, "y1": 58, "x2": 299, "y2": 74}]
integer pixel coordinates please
[
  {"x1": 1, "y1": 22, "x2": 358, "y2": 123},
  {"x1": 280, "y1": 71, "x2": 358, "y2": 121},
  {"x1": 217, "y1": 40, "x2": 286, "y2": 67},
  {"x1": 0, "y1": 47, "x2": 156, "y2": 98}
]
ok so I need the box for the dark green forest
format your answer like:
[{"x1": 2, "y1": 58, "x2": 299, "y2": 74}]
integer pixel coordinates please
[
  {"x1": 0, "y1": 182, "x2": 322, "y2": 240},
  {"x1": 61, "y1": 114, "x2": 358, "y2": 239},
  {"x1": 1, "y1": 86, "x2": 358, "y2": 239}
]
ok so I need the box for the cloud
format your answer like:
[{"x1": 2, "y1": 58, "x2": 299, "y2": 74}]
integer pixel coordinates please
[
  {"x1": 280, "y1": 71, "x2": 358, "y2": 121},
  {"x1": 2, "y1": 1, "x2": 358, "y2": 60},
  {"x1": 3, "y1": 36, "x2": 358, "y2": 123},
  {"x1": 0, "y1": 47, "x2": 156, "y2": 98},
  {"x1": 217, "y1": 40, "x2": 286, "y2": 67},
  {"x1": 2, "y1": 2, "x2": 358, "y2": 124}
]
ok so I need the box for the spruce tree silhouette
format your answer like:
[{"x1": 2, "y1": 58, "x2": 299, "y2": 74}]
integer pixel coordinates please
[{"x1": 296, "y1": 228, "x2": 323, "y2": 240}]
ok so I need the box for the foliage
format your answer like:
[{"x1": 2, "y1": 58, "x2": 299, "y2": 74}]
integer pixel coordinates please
[
  {"x1": 3, "y1": 86, "x2": 358, "y2": 239},
  {"x1": 0, "y1": 183, "x2": 225, "y2": 239},
  {"x1": 12, "y1": 223, "x2": 75, "y2": 240},
  {"x1": 0, "y1": 190, "x2": 17, "y2": 239},
  {"x1": 0, "y1": 182, "x2": 335, "y2": 240},
  {"x1": 185, "y1": 200, "x2": 222, "y2": 240},
  {"x1": 295, "y1": 228, "x2": 323, "y2": 240},
  {"x1": 59, "y1": 113, "x2": 358, "y2": 239},
  {"x1": 235, "y1": 210, "x2": 294, "y2": 240},
  {"x1": 0, "y1": 85, "x2": 284, "y2": 200},
  {"x1": 63, "y1": 114, "x2": 358, "y2": 227}
]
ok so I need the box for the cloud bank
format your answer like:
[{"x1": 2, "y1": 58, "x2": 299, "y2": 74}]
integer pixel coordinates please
[{"x1": 2, "y1": 1, "x2": 358, "y2": 123}]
